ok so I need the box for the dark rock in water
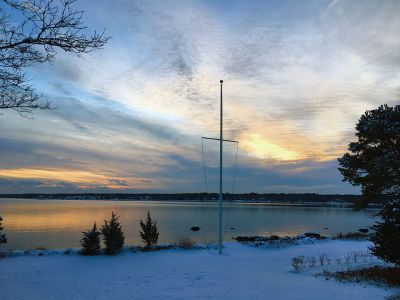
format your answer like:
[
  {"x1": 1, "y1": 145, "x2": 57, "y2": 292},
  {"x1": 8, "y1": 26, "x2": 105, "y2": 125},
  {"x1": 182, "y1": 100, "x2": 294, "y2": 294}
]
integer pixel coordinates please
[
  {"x1": 304, "y1": 232, "x2": 326, "y2": 240},
  {"x1": 270, "y1": 235, "x2": 280, "y2": 241},
  {"x1": 230, "y1": 227, "x2": 236, "y2": 230},
  {"x1": 234, "y1": 235, "x2": 299, "y2": 245},
  {"x1": 234, "y1": 235, "x2": 283, "y2": 242},
  {"x1": 190, "y1": 226, "x2": 200, "y2": 232},
  {"x1": 358, "y1": 228, "x2": 369, "y2": 233},
  {"x1": 234, "y1": 236, "x2": 255, "y2": 242},
  {"x1": 234, "y1": 236, "x2": 264, "y2": 242},
  {"x1": 324, "y1": 227, "x2": 329, "y2": 230}
]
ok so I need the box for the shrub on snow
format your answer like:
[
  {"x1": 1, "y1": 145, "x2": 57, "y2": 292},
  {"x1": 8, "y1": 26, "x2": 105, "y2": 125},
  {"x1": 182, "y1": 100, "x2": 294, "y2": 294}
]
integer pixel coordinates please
[
  {"x1": 81, "y1": 222, "x2": 101, "y2": 256},
  {"x1": 101, "y1": 212, "x2": 125, "y2": 255},
  {"x1": 0, "y1": 216, "x2": 6, "y2": 246},
  {"x1": 139, "y1": 212, "x2": 159, "y2": 250}
]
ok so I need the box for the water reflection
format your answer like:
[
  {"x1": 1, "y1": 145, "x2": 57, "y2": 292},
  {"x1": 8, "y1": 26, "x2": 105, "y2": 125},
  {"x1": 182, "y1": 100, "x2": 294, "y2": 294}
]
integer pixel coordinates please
[{"x1": 0, "y1": 198, "x2": 377, "y2": 250}]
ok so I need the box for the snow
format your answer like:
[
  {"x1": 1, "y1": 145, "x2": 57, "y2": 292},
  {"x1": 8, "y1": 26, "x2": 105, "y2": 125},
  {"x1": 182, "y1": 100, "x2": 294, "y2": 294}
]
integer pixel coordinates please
[{"x1": 0, "y1": 240, "x2": 396, "y2": 300}]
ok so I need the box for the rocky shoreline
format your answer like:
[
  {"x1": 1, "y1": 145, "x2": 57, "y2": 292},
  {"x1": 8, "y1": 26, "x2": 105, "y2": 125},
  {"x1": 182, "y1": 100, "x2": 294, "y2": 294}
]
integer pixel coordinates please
[{"x1": 233, "y1": 230, "x2": 370, "y2": 247}]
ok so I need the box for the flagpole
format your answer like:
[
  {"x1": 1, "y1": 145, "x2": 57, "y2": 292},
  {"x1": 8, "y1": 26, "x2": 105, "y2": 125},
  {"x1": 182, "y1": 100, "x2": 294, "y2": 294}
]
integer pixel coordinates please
[{"x1": 218, "y1": 79, "x2": 223, "y2": 255}]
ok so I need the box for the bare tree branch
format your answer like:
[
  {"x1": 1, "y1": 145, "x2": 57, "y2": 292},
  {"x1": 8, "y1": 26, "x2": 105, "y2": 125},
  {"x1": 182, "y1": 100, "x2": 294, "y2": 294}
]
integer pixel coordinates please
[{"x1": 0, "y1": 0, "x2": 110, "y2": 115}]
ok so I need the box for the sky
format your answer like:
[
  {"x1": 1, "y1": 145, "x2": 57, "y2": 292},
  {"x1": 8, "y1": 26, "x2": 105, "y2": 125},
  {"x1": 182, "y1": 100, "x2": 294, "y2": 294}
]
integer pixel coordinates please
[{"x1": 0, "y1": 0, "x2": 399, "y2": 194}]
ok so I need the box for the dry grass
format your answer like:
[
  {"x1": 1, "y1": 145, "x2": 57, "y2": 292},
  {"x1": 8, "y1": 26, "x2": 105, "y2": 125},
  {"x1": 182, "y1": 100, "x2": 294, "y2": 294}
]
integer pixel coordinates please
[
  {"x1": 177, "y1": 238, "x2": 195, "y2": 249},
  {"x1": 323, "y1": 266, "x2": 400, "y2": 288},
  {"x1": 292, "y1": 251, "x2": 374, "y2": 271},
  {"x1": 35, "y1": 246, "x2": 47, "y2": 250},
  {"x1": 333, "y1": 232, "x2": 369, "y2": 240}
]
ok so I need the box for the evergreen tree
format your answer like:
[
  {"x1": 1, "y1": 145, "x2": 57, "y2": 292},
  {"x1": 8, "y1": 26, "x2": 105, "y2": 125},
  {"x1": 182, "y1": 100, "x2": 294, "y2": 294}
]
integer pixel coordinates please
[
  {"x1": 0, "y1": 216, "x2": 6, "y2": 246},
  {"x1": 139, "y1": 212, "x2": 159, "y2": 249},
  {"x1": 338, "y1": 104, "x2": 400, "y2": 208},
  {"x1": 101, "y1": 212, "x2": 124, "y2": 255},
  {"x1": 370, "y1": 199, "x2": 400, "y2": 265},
  {"x1": 80, "y1": 223, "x2": 101, "y2": 256},
  {"x1": 339, "y1": 104, "x2": 400, "y2": 264}
]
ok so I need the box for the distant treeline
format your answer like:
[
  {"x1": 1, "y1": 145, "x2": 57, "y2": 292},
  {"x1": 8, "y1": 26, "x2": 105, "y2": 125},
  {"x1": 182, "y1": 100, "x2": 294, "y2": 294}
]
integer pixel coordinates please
[{"x1": 0, "y1": 193, "x2": 364, "y2": 203}]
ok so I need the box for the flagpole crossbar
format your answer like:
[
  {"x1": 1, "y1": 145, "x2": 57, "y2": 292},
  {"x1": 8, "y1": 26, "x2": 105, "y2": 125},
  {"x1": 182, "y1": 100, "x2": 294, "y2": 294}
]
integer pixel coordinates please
[{"x1": 201, "y1": 136, "x2": 238, "y2": 144}]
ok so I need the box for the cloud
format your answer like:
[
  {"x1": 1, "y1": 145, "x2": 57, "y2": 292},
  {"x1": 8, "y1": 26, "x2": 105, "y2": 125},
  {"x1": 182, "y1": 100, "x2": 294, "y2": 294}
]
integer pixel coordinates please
[
  {"x1": 108, "y1": 178, "x2": 129, "y2": 187},
  {"x1": 1, "y1": 0, "x2": 399, "y2": 193}
]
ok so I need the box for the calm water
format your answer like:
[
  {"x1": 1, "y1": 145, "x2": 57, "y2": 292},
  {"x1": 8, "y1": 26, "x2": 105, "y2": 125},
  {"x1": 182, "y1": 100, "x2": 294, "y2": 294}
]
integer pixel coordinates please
[{"x1": 0, "y1": 198, "x2": 378, "y2": 250}]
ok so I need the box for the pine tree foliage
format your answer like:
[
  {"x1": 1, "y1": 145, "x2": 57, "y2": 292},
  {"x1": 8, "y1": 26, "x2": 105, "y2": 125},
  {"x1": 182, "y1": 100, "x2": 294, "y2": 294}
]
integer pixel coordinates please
[
  {"x1": 80, "y1": 222, "x2": 101, "y2": 256},
  {"x1": 0, "y1": 216, "x2": 6, "y2": 246},
  {"x1": 370, "y1": 199, "x2": 400, "y2": 265},
  {"x1": 338, "y1": 104, "x2": 400, "y2": 208},
  {"x1": 139, "y1": 212, "x2": 159, "y2": 249},
  {"x1": 101, "y1": 212, "x2": 124, "y2": 255},
  {"x1": 338, "y1": 104, "x2": 400, "y2": 264}
]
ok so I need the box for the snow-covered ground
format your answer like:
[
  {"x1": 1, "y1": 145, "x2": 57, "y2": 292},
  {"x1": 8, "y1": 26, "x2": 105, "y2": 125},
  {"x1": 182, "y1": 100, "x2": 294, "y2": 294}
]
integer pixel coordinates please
[{"x1": 0, "y1": 240, "x2": 396, "y2": 300}]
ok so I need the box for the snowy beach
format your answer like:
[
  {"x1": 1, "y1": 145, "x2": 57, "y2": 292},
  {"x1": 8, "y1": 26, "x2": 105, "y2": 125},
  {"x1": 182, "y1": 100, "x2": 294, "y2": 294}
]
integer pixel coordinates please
[{"x1": 1, "y1": 240, "x2": 396, "y2": 300}]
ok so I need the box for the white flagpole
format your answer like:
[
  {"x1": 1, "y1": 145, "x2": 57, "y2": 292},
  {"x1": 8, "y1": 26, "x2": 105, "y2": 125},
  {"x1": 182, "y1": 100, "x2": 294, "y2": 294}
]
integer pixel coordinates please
[{"x1": 218, "y1": 80, "x2": 223, "y2": 255}]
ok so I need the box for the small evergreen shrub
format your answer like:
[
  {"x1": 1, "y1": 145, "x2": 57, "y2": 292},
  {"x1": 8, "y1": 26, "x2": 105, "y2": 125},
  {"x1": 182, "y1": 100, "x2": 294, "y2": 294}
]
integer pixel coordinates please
[
  {"x1": 101, "y1": 212, "x2": 125, "y2": 255},
  {"x1": 370, "y1": 199, "x2": 400, "y2": 265},
  {"x1": 139, "y1": 212, "x2": 159, "y2": 249},
  {"x1": 0, "y1": 216, "x2": 7, "y2": 246},
  {"x1": 80, "y1": 223, "x2": 101, "y2": 256}
]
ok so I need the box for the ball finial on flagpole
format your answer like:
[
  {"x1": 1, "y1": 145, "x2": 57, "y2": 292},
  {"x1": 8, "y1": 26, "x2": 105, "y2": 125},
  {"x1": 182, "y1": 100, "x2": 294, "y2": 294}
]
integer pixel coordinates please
[{"x1": 220, "y1": 80, "x2": 223, "y2": 84}]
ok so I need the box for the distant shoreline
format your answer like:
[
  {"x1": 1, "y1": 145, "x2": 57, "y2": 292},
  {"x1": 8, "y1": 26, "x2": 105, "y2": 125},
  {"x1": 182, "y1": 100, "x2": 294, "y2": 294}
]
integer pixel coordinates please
[{"x1": 0, "y1": 193, "x2": 382, "y2": 209}]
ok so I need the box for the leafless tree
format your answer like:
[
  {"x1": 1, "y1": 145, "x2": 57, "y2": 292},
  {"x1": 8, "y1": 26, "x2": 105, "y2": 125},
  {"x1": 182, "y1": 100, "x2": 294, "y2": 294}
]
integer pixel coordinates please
[{"x1": 0, "y1": 0, "x2": 110, "y2": 116}]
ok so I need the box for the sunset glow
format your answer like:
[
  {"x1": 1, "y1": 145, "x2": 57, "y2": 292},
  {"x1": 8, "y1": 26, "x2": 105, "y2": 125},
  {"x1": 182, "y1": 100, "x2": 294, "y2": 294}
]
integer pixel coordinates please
[
  {"x1": 242, "y1": 135, "x2": 300, "y2": 161},
  {"x1": 1, "y1": 0, "x2": 399, "y2": 194}
]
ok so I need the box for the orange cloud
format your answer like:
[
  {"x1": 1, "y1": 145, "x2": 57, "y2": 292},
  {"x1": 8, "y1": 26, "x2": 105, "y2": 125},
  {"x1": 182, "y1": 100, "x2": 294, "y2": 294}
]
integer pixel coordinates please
[{"x1": 0, "y1": 168, "x2": 156, "y2": 189}]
